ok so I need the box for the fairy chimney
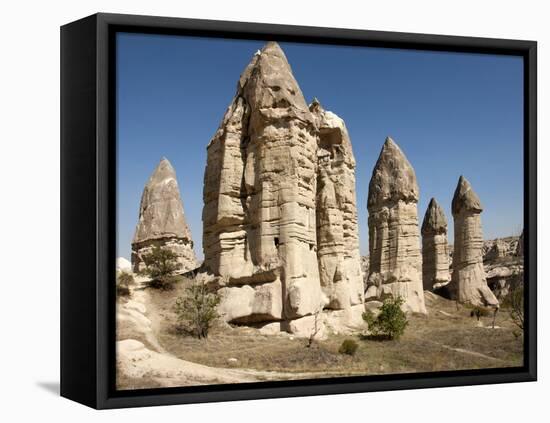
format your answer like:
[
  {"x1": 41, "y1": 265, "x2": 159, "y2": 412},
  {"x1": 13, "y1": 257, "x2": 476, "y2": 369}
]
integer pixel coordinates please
[
  {"x1": 366, "y1": 137, "x2": 427, "y2": 314},
  {"x1": 310, "y1": 99, "x2": 364, "y2": 310},
  {"x1": 448, "y1": 176, "x2": 498, "y2": 307},
  {"x1": 203, "y1": 42, "x2": 323, "y2": 325},
  {"x1": 131, "y1": 158, "x2": 197, "y2": 273},
  {"x1": 421, "y1": 198, "x2": 450, "y2": 290}
]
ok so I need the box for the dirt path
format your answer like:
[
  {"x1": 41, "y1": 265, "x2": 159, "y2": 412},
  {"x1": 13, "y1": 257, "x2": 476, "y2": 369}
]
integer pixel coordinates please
[{"x1": 423, "y1": 339, "x2": 505, "y2": 363}]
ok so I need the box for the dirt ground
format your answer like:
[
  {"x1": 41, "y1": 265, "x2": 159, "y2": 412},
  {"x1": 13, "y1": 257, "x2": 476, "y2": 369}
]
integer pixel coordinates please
[{"x1": 132, "y1": 280, "x2": 523, "y2": 382}]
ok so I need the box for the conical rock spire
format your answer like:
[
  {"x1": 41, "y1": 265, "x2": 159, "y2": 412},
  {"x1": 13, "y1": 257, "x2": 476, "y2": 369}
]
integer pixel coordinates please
[
  {"x1": 421, "y1": 198, "x2": 450, "y2": 291},
  {"x1": 449, "y1": 175, "x2": 498, "y2": 307},
  {"x1": 452, "y1": 175, "x2": 482, "y2": 215},
  {"x1": 203, "y1": 43, "x2": 365, "y2": 334},
  {"x1": 368, "y1": 137, "x2": 419, "y2": 209},
  {"x1": 422, "y1": 198, "x2": 448, "y2": 235},
  {"x1": 131, "y1": 158, "x2": 197, "y2": 273},
  {"x1": 366, "y1": 137, "x2": 426, "y2": 314}
]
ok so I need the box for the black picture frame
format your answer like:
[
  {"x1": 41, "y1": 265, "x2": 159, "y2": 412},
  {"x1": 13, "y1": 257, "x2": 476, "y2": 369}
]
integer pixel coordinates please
[{"x1": 60, "y1": 12, "x2": 537, "y2": 409}]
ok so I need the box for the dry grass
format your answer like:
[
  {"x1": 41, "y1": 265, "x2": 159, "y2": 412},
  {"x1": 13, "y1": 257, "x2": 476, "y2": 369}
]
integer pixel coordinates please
[{"x1": 139, "y1": 280, "x2": 523, "y2": 380}]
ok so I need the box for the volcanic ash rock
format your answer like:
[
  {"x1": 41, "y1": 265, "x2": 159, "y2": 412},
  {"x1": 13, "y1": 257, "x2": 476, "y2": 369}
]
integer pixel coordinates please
[
  {"x1": 131, "y1": 158, "x2": 198, "y2": 273},
  {"x1": 310, "y1": 99, "x2": 364, "y2": 310},
  {"x1": 448, "y1": 176, "x2": 498, "y2": 307},
  {"x1": 203, "y1": 42, "x2": 323, "y2": 323},
  {"x1": 421, "y1": 198, "x2": 450, "y2": 291},
  {"x1": 366, "y1": 137, "x2": 427, "y2": 314}
]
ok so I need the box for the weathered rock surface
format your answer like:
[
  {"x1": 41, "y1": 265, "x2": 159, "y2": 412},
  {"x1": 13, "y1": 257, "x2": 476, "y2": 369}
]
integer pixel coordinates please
[
  {"x1": 421, "y1": 198, "x2": 450, "y2": 291},
  {"x1": 132, "y1": 158, "x2": 198, "y2": 273},
  {"x1": 202, "y1": 42, "x2": 363, "y2": 332},
  {"x1": 203, "y1": 41, "x2": 322, "y2": 325},
  {"x1": 310, "y1": 99, "x2": 364, "y2": 310},
  {"x1": 366, "y1": 137, "x2": 427, "y2": 314},
  {"x1": 448, "y1": 176, "x2": 498, "y2": 307}
]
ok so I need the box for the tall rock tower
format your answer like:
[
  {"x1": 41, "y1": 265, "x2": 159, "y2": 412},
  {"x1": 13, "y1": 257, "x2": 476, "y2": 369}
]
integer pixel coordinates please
[
  {"x1": 310, "y1": 99, "x2": 364, "y2": 310},
  {"x1": 448, "y1": 176, "x2": 498, "y2": 307},
  {"x1": 421, "y1": 198, "x2": 450, "y2": 291},
  {"x1": 203, "y1": 42, "x2": 323, "y2": 324},
  {"x1": 132, "y1": 158, "x2": 197, "y2": 273},
  {"x1": 202, "y1": 42, "x2": 364, "y2": 333},
  {"x1": 366, "y1": 137, "x2": 427, "y2": 314}
]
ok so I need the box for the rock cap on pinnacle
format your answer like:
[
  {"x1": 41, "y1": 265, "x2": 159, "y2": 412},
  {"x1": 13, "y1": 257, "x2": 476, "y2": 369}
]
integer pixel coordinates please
[
  {"x1": 451, "y1": 175, "x2": 483, "y2": 215},
  {"x1": 132, "y1": 158, "x2": 192, "y2": 244},
  {"x1": 368, "y1": 137, "x2": 419, "y2": 209},
  {"x1": 421, "y1": 197, "x2": 448, "y2": 235},
  {"x1": 238, "y1": 41, "x2": 309, "y2": 113}
]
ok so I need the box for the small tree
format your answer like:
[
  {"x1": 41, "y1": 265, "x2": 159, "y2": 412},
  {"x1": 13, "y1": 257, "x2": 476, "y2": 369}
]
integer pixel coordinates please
[
  {"x1": 140, "y1": 246, "x2": 180, "y2": 290},
  {"x1": 116, "y1": 271, "x2": 134, "y2": 297},
  {"x1": 508, "y1": 285, "x2": 524, "y2": 331},
  {"x1": 174, "y1": 283, "x2": 220, "y2": 339},
  {"x1": 307, "y1": 310, "x2": 322, "y2": 348},
  {"x1": 363, "y1": 296, "x2": 408, "y2": 340}
]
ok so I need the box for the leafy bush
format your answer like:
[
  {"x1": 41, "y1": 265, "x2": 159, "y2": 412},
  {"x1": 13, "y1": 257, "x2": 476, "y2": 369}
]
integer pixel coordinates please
[
  {"x1": 338, "y1": 339, "x2": 359, "y2": 356},
  {"x1": 140, "y1": 246, "x2": 180, "y2": 290},
  {"x1": 116, "y1": 271, "x2": 134, "y2": 297},
  {"x1": 362, "y1": 296, "x2": 408, "y2": 340},
  {"x1": 174, "y1": 283, "x2": 221, "y2": 339}
]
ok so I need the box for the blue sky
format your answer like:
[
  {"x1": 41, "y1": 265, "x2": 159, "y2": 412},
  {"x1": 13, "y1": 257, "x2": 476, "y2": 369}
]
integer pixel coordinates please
[{"x1": 117, "y1": 33, "x2": 523, "y2": 261}]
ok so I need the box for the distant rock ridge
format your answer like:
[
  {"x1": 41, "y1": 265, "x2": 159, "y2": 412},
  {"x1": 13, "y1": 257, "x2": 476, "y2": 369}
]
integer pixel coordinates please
[
  {"x1": 448, "y1": 176, "x2": 498, "y2": 307},
  {"x1": 365, "y1": 137, "x2": 427, "y2": 314},
  {"x1": 132, "y1": 158, "x2": 198, "y2": 273},
  {"x1": 202, "y1": 42, "x2": 364, "y2": 335}
]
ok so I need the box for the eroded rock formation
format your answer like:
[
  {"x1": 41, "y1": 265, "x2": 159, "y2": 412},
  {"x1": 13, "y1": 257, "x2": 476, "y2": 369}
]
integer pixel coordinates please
[
  {"x1": 421, "y1": 198, "x2": 450, "y2": 291},
  {"x1": 203, "y1": 42, "x2": 363, "y2": 333},
  {"x1": 365, "y1": 137, "x2": 427, "y2": 314},
  {"x1": 310, "y1": 99, "x2": 364, "y2": 310},
  {"x1": 132, "y1": 158, "x2": 198, "y2": 273},
  {"x1": 448, "y1": 176, "x2": 498, "y2": 307}
]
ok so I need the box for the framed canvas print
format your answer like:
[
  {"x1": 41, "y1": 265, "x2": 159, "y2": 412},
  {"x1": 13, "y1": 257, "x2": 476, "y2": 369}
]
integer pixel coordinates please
[{"x1": 60, "y1": 13, "x2": 537, "y2": 409}]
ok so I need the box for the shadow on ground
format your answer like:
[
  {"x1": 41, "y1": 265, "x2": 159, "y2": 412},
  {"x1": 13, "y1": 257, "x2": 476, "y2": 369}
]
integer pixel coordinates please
[{"x1": 36, "y1": 381, "x2": 60, "y2": 396}]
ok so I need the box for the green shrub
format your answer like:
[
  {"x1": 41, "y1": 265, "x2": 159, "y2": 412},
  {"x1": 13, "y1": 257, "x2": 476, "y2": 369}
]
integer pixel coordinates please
[
  {"x1": 116, "y1": 271, "x2": 134, "y2": 297},
  {"x1": 362, "y1": 296, "x2": 408, "y2": 340},
  {"x1": 338, "y1": 339, "x2": 359, "y2": 356},
  {"x1": 174, "y1": 283, "x2": 221, "y2": 339},
  {"x1": 140, "y1": 246, "x2": 180, "y2": 290}
]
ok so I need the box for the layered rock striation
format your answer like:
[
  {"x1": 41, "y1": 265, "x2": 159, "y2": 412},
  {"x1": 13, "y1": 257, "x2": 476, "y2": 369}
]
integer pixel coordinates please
[
  {"x1": 132, "y1": 158, "x2": 198, "y2": 273},
  {"x1": 366, "y1": 137, "x2": 427, "y2": 314},
  {"x1": 202, "y1": 42, "x2": 363, "y2": 332},
  {"x1": 421, "y1": 198, "x2": 450, "y2": 291},
  {"x1": 448, "y1": 176, "x2": 498, "y2": 307},
  {"x1": 310, "y1": 99, "x2": 364, "y2": 310}
]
